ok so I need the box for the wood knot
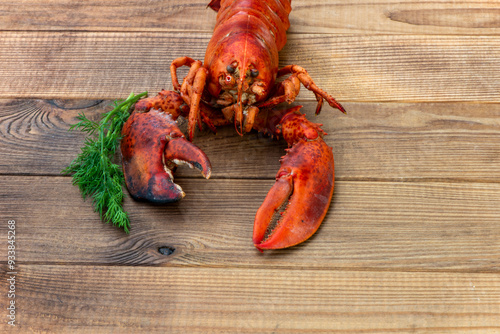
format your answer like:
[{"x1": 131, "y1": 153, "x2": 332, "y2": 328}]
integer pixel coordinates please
[{"x1": 158, "y1": 246, "x2": 176, "y2": 256}]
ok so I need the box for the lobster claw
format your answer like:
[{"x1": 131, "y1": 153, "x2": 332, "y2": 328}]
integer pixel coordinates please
[
  {"x1": 253, "y1": 110, "x2": 335, "y2": 250},
  {"x1": 121, "y1": 108, "x2": 211, "y2": 203}
]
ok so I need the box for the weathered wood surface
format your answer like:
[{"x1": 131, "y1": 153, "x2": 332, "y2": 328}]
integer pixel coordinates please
[
  {"x1": 1, "y1": 0, "x2": 500, "y2": 332},
  {"x1": 2, "y1": 32, "x2": 500, "y2": 101},
  {"x1": 2, "y1": 99, "x2": 500, "y2": 181},
  {"x1": 2, "y1": 0, "x2": 500, "y2": 35},
  {"x1": 2, "y1": 265, "x2": 499, "y2": 333},
  {"x1": 1, "y1": 176, "x2": 500, "y2": 271}
]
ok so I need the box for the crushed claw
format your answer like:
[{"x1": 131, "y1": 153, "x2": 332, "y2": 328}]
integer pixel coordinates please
[{"x1": 121, "y1": 109, "x2": 211, "y2": 203}]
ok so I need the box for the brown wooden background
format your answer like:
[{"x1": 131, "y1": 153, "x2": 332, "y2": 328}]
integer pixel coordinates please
[{"x1": 1, "y1": 0, "x2": 500, "y2": 332}]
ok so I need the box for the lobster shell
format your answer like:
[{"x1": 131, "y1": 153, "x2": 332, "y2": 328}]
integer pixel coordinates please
[{"x1": 204, "y1": 0, "x2": 291, "y2": 100}]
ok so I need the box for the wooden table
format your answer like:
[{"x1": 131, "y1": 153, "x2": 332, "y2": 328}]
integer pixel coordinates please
[{"x1": 1, "y1": 1, "x2": 500, "y2": 332}]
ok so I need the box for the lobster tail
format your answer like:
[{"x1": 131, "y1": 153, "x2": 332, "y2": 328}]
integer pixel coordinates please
[{"x1": 204, "y1": 0, "x2": 291, "y2": 102}]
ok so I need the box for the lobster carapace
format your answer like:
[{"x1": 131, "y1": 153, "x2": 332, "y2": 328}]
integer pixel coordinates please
[{"x1": 121, "y1": 0, "x2": 345, "y2": 250}]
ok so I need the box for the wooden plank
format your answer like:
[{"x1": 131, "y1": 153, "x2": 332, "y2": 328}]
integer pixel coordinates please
[
  {"x1": 2, "y1": 99, "x2": 500, "y2": 181},
  {"x1": 2, "y1": 0, "x2": 500, "y2": 35},
  {"x1": 1, "y1": 32, "x2": 500, "y2": 102},
  {"x1": 291, "y1": 0, "x2": 500, "y2": 35},
  {"x1": 1, "y1": 265, "x2": 499, "y2": 333},
  {"x1": 1, "y1": 176, "x2": 500, "y2": 271}
]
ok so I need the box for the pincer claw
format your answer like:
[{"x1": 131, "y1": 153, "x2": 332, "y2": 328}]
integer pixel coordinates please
[
  {"x1": 253, "y1": 110, "x2": 335, "y2": 250},
  {"x1": 121, "y1": 108, "x2": 211, "y2": 204}
]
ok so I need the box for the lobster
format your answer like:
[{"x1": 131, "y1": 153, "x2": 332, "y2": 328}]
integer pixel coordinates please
[{"x1": 121, "y1": 0, "x2": 345, "y2": 250}]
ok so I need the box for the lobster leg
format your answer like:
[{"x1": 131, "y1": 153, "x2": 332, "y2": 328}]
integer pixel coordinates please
[
  {"x1": 170, "y1": 57, "x2": 197, "y2": 92},
  {"x1": 262, "y1": 65, "x2": 346, "y2": 115},
  {"x1": 170, "y1": 57, "x2": 209, "y2": 140},
  {"x1": 121, "y1": 90, "x2": 211, "y2": 203},
  {"x1": 253, "y1": 107, "x2": 335, "y2": 250}
]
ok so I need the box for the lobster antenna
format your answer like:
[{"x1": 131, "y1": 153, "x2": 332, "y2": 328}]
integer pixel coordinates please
[{"x1": 235, "y1": 76, "x2": 244, "y2": 136}]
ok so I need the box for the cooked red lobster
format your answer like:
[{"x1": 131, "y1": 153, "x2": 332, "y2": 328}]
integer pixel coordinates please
[{"x1": 121, "y1": 0, "x2": 345, "y2": 250}]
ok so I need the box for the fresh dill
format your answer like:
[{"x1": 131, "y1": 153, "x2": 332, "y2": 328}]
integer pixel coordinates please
[{"x1": 62, "y1": 92, "x2": 148, "y2": 233}]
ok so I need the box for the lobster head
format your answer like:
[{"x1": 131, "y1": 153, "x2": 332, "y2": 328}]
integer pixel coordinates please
[{"x1": 205, "y1": 32, "x2": 280, "y2": 132}]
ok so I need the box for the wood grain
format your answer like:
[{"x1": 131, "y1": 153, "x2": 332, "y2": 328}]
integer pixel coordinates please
[
  {"x1": 2, "y1": 99, "x2": 500, "y2": 181},
  {"x1": 2, "y1": 1, "x2": 500, "y2": 332},
  {"x1": 2, "y1": 0, "x2": 500, "y2": 35},
  {"x1": 1, "y1": 176, "x2": 499, "y2": 271},
  {"x1": 1, "y1": 32, "x2": 499, "y2": 102},
  {"x1": 0, "y1": 265, "x2": 499, "y2": 333}
]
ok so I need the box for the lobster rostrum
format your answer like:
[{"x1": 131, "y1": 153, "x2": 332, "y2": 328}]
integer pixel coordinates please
[{"x1": 121, "y1": 0, "x2": 345, "y2": 250}]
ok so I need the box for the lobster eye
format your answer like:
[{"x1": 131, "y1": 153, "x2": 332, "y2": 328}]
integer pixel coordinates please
[
  {"x1": 226, "y1": 64, "x2": 235, "y2": 73},
  {"x1": 250, "y1": 69, "x2": 259, "y2": 77}
]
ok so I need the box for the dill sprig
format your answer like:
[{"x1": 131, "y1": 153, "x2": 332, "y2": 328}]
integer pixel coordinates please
[{"x1": 62, "y1": 92, "x2": 148, "y2": 233}]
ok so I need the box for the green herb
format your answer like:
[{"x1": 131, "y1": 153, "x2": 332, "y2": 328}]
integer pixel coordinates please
[{"x1": 62, "y1": 92, "x2": 148, "y2": 233}]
